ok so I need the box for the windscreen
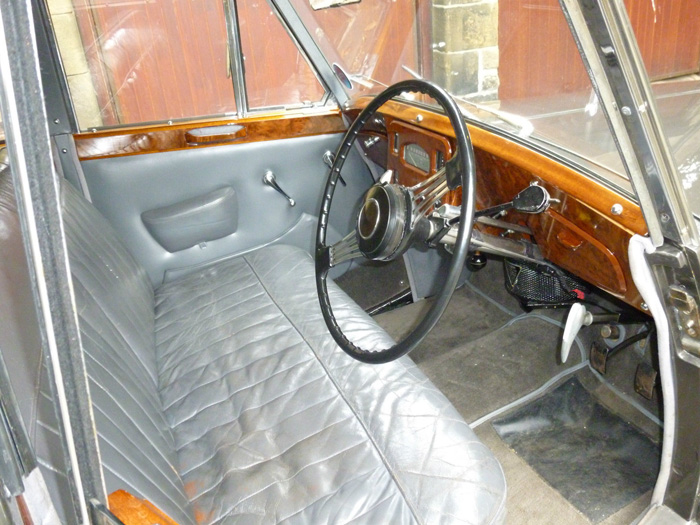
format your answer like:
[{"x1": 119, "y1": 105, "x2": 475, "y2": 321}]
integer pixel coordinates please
[{"x1": 289, "y1": 0, "x2": 700, "y2": 201}]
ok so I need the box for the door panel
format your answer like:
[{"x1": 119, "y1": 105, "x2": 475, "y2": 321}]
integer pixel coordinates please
[{"x1": 80, "y1": 132, "x2": 370, "y2": 285}]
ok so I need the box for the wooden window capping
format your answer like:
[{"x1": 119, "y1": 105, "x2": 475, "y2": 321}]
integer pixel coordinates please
[{"x1": 74, "y1": 111, "x2": 345, "y2": 160}]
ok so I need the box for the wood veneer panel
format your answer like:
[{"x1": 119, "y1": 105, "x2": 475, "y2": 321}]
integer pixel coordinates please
[
  {"x1": 533, "y1": 210, "x2": 627, "y2": 295},
  {"x1": 386, "y1": 120, "x2": 461, "y2": 207},
  {"x1": 109, "y1": 490, "x2": 180, "y2": 525},
  {"x1": 355, "y1": 98, "x2": 647, "y2": 236},
  {"x1": 75, "y1": 111, "x2": 345, "y2": 160},
  {"x1": 350, "y1": 98, "x2": 646, "y2": 309},
  {"x1": 474, "y1": 147, "x2": 641, "y2": 306}
]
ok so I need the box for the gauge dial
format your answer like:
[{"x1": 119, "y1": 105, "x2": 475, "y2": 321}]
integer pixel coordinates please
[{"x1": 403, "y1": 143, "x2": 430, "y2": 173}]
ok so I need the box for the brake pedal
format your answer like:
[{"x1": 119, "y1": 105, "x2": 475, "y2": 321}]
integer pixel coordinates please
[
  {"x1": 590, "y1": 341, "x2": 610, "y2": 375},
  {"x1": 634, "y1": 362, "x2": 658, "y2": 400}
]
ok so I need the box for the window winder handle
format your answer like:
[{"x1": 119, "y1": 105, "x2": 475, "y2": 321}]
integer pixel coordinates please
[{"x1": 263, "y1": 171, "x2": 295, "y2": 207}]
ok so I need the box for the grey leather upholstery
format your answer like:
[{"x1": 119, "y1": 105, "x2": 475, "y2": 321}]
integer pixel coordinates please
[
  {"x1": 0, "y1": 164, "x2": 506, "y2": 524},
  {"x1": 81, "y1": 134, "x2": 370, "y2": 285},
  {"x1": 141, "y1": 186, "x2": 238, "y2": 253}
]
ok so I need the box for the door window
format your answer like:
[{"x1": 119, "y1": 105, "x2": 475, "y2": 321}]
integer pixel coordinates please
[{"x1": 47, "y1": 0, "x2": 326, "y2": 129}]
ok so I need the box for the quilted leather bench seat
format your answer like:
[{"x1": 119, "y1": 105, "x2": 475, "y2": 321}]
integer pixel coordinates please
[{"x1": 0, "y1": 165, "x2": 506, "y2": 524}]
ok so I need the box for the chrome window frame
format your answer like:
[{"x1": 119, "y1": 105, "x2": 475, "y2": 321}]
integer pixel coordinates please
[{"x1": 561, "y1": 0, "x2": 700, "y2": 521}]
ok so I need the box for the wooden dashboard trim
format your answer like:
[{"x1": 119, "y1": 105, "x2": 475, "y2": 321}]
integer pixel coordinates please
[
  {"x1": 351, "y1": 97, "x2": 648, "y2": 309},
  {"x1": 546, "y1": 209, "x2": 627, "y2": 294},
  {"x1": 74, "y1": 110, "x2": 345, "y2": 160},
  {"x1": 354, "y1": 98, "x2": 648, "y2": 237}
]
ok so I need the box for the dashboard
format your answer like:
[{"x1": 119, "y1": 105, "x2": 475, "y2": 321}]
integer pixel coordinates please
[{"x1": 353, "y1": 98, "x2": 648, "y2": 311}]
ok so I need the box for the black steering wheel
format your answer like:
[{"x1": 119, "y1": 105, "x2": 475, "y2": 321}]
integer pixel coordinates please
[{"x1": 316, "y1": 79, "x2": 476, "y2": 364}]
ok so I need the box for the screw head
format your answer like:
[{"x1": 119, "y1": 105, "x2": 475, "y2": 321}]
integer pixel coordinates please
[
  {"x1": 641, "y1": 302, "x2": 649, "y2": 311},
  {"x1": 621, "y1": 106, "x2": 632, "y2": 116},
  {"x1": 416, "y1": 114, "x2": 424, "y2": 123},
  {"x1": 611, "y1": 203, "x2": 623, "y2": 216}
]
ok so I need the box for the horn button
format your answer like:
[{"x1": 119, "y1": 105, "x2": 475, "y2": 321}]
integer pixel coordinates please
[{"x1": 356, "y1": 184, "x2": 411, "y2": 260}]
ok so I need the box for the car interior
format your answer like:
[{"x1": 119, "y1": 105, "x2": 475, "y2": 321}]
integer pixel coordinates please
[{"x1": 0, "y1": 0, "x2": 695, "y2": 523}]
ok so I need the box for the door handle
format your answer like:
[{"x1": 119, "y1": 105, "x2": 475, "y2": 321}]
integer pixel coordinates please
[{"x1": 322, "y1": 150, "x2": 346, "y2": 186}]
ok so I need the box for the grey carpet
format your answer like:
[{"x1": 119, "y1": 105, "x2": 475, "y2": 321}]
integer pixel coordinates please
[
  {"x1": 492, "y1": 377, "x2": 660, "y2": 523},
  {"x1": 476, "y1": 424, "x2": 652, "y2": 525},
  {"x1": 412, "y1": 314, "x2": 580, "y2": 423},
  {"x1": 578, "y1": 365, "x2": 663, "y2": 444},
  {"x1": 578, "y1": 334, "x2": 663, "y2": 443},
  {"x1": 343, "y1": 253, "x2": 658, "y2": 523},
  {"x1": 374, "y1": 283, "x2": 514, "y2": 363}
]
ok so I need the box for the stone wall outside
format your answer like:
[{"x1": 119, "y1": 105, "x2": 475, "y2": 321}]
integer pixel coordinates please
[
  {"x1": 431, "y1": 0, "x2": 499, "y2": 102},
  {"x1": 46, "y1": 0, "x2": 103, "y2": 129}
]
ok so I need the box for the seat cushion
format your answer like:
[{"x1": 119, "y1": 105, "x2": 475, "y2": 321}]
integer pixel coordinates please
[
  {"x1": 155, "y1": 244, "x2": 507, "y2": 524},
  {"x1": 1, "y1": 164, "x2": 505, "y2": 523}
]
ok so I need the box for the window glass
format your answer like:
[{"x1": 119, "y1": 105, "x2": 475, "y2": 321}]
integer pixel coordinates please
[
  {"x1": 622, "y1": 0, "x2": 700, "y2": 214},
  {"x1": 290, "y1": 0, "x2": 630, "y2": 186},
  {"x1": 238, "y1": 0, "x2": 325, "y2": 108},
  {"x1": 48, "y1": 0, "x2": 325, "y2": 129}
]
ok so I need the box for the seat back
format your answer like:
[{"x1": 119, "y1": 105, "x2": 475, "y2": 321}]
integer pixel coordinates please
[{"x1": 0, "y1": 163, "x2": 195, "y2": 524}]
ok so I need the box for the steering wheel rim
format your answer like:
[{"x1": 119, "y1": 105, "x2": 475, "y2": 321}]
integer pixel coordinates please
[{"x1": 316, "y1": 79, "x2": 476, "y2": 364}]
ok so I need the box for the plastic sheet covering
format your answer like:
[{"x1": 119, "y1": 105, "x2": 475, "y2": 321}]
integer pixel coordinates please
[{"x1": 493, "y1": 377, "x2": 660, "y2": 523}]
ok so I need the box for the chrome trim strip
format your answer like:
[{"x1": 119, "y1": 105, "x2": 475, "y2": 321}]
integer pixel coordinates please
[
  {"x1": 559, "y1": 0, "x2": 697, "y2": 247},
  {"x1": 0, "y1": 0, "x2": 106, "y2": 521},
  {"x1": 561, "y1": 0, "x2": 700, "y2": 519},
  {"x1": 224, "y1": 0, "x2": 248, "y2": 117}
]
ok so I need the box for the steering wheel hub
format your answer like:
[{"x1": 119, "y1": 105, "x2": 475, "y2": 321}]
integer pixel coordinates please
[{"x1": 356, "y1": 184, "x2": 410, "y2": 261}]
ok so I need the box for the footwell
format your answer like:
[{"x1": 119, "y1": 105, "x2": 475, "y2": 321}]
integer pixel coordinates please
[{"x1": 492, "y1": 377, "x2": 660, "y2": 523}]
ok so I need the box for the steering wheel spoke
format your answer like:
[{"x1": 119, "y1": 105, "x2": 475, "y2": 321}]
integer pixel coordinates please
[
  {"x1": 411, "y1": 166, "x2": 449, "y2": 224},
  {"x1": 329, "y1": 231, "x2": 362, "y2": 267}
]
